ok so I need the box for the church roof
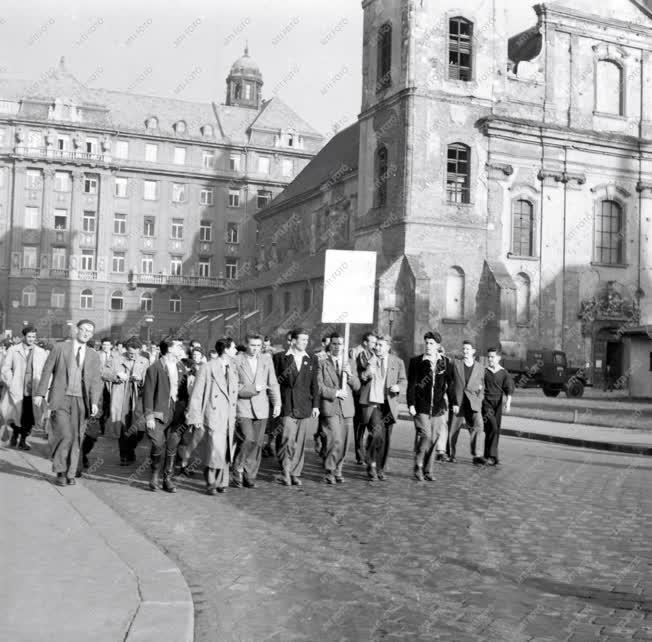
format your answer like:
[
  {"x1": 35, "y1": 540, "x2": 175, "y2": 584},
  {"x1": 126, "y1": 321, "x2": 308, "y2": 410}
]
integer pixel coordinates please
[
  {"x1": 265, "y1": 121, "x2": 359, "y2": 211},
  {"x1": 249, "y1": 97, "x2": 322, "y2": 137},
  {"x1": 229, "y1": 47, "x2": 262, "y2": 78},
  {"x1": 237, "y1": 249, "x2": 328, "y2": 290}
]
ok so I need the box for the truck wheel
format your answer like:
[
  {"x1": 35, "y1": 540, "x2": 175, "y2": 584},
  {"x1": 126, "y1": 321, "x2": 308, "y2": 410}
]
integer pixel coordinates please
[
  {"x1": 542, "y1": 385, "x2": 560, "y2": 397},
  {"x1": 566, "y1": 380, "x2": 584, "y2": 398}
]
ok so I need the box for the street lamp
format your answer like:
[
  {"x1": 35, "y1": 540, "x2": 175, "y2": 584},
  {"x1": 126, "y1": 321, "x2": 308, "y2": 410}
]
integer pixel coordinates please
[
  {"x1": 144, "y1": 314, "x2": 155, "y2": 343},
  {"x1": 384, "y1": 306, "x2": 399, "y2": 337}
]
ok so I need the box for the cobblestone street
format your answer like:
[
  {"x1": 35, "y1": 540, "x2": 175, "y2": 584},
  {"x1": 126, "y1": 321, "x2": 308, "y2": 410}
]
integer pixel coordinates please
[{"x1": 70, "y1": 421, "x2": 652, "y2": 641}]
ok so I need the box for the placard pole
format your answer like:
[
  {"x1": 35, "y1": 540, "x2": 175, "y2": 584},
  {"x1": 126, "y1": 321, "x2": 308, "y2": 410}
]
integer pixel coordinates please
[{"x1": 341, "y1": 322, "x2": 350, "y2": 392}]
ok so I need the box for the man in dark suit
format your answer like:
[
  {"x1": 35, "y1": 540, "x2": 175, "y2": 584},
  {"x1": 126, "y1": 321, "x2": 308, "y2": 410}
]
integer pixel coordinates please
[
  {"x1": 317, "y1": 333, "x2": 360, "y2": 484},
  {"x1": 358, "y1": 335, "x2": 407, "y2": 481},
  {"x1": 142, "y1": 338, "x2": 190, "y2": 492},
  {"x1": 34, "y1": 319, "x2": 103, "y2": 486},
  {"x1": 407, "y1": 331, "x2": 456, "y2": 481},
  {"x1": 351, "y1": 331, "x2": 377, "y2": 464},
  {"x1": 274, "y1": 328, "x2": 319, "y2": 486},
  {"x1": 448, "y1": 339, "x2": 486, "y2": 465}
]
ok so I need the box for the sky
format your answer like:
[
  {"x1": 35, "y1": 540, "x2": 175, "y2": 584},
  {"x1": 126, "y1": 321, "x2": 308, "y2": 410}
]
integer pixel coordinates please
[{"x1": 0, "y1": 0, "x2": 540, "y2": 139}]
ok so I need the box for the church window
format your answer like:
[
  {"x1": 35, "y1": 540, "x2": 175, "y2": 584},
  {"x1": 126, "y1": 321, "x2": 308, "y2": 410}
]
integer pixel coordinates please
[
  {"x1": 445, "y1": 267, "x2": 465, "y2": 319},
  {"x1": 377, "y1": 22, "x2": 392, "y2": 90},
  {"x1": 375, "y1": 145, "x2": 388, "y2": 207},
  {"x1": 234, "y1": 82, "x2": 242, "y2": 100},
  {"x1": 515, "y1": 273, "x2": 531, "y2": 324},
  {"x1": 595, "y1": 60, "x2": 623, "y2": 115},
  {"x1": 449, "y1": 17, "x2": 473, "y2": 81},
  {"x1": 512, "y1": 199, "x2": 534, "y2": 256},
  {"x1": 594, "y1": 200, "x2": 624, "y2": 265},
  {"x1": 446, "y1": 143, "x2": 470, "y2": 203}
]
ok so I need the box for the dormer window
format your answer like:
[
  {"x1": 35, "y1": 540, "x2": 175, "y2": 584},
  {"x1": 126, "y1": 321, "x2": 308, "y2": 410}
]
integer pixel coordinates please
[
  {"x1": 201, "y1": 124, "x2": 214, "y2": 137},
  {"x1": 288, "y1": 133, "x2": 294, "y2": 147},
  {"x1": 174, "y1": 120, "x2": 187, "y2": 134},
  {"x1": 145, "y1": 116, "x2": 158, "y2": 130}
]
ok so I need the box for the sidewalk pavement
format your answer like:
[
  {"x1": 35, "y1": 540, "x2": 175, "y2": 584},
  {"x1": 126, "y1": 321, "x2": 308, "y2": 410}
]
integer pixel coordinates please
[
  {"x1": 396, "y1": 404, "x2": 652, "y2": 456},
  {"x1": 0, "y1": 441, "x2": 193, "y2": 642}
]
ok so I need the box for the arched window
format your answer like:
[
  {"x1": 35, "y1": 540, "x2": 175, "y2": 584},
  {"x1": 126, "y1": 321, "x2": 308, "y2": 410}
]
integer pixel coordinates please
[
  {"x1": 110, "y1": 290, "x2": 124, "y2": 311},
  {"x1": 140, "y1": 292, "x2": 153, "y2": 312},
  {"x1": 375, "y1": 145, "x2": 388, "y2": 207},
  {"x1": 447, "y1": 143, "x2": 470, "y2": 203},
  {"x1": 51, "y1": 287, "x2": 65, "y2": 309},
  {"x1": 169, "y1": 294, "x2": 181, "y2": 313},
  {"x1": 512, "y1": 199, "x2": 534, "y2": 256},
  {"x1": 445, "y1": 266, "x2": 465, "y2": 319},
  {"x1": 145, "y1": 116, "x2": 158, "y2": 129},
  {"x1": 449, "y1": 17, "x2": 473, "y2": 81},
  {"x1": 80, "y1": 288, "x2": 93, "y2": 309},
  {"x1": 234, "y1": 82, "x2": 242, "y2": 100},
  {"x1": 22, "y1": 285, "x2": 36, "y2": 307},
  {"x1": 596, "y1": 60, "x2": 623, "y2": 115},
  {"x1": 515, "y1": 272, "x2": 531, "y2": 324},
  {"x1": 594, "y1": 200, "x2": 624, "y2": 264},
  {"x1": 201, "y1": 124, "x2": 213, "y2": 137},
  {"x1": 377, "y1": 22, "x2": 392, "y2": 89},
  {"x1": 174, "y1": 120, "x2": 187, "y2": 134}
]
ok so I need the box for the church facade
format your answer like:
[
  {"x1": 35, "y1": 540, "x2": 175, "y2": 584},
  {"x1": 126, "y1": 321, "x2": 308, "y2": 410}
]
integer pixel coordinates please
[{"x1": 200, "y1": 0, "x2": 652, "y2": 390}]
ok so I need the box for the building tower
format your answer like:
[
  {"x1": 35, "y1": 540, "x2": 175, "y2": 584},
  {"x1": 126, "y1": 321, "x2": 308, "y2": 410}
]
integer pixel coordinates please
[{"x1": 225, "y1": 45, "x2": 264, "y2": 109}]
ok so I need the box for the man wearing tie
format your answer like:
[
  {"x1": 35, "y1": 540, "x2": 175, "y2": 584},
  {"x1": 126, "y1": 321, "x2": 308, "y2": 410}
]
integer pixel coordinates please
[
  {"x1": 358, "y1": 335, "x2": 407, "y2": 481},
  {"x1": 317, "y1": 333, "x2": 360, "y2": 484},
  {"x1": 274, "y1": 328, "x2": 319, "y2": 487},
  {"x1": 407, "y1": 332, "x2": 455, "y2": 481},
  {"x1": 142, "y1": 338, "x2": 190, "y2": 492},
  {"x1": 186, "y1": 338, "x2": 239, "y2": 495},
  {"x1": 34, "y1": 320, "x2": 103, "y2": 486},
  {"x1": 232, "y1": 333, "x2": 281, "y2": 489}
]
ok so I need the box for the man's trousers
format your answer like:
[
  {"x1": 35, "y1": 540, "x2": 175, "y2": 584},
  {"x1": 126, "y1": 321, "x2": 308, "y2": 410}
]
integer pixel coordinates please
[
  {"x1": 277, "y1": 416, "x2": 312, "y2": 478},
  {"x1": 414, "y1": 413, "x2": 447, "y2": 473},
  {"x1": 234, "y1": 417, "x2": 268, "y2": 481},
  {"x1": 320, "y1": 414, "x2": 352, "y2": 475},
  {"x1": 363, "y1": 405, "x2": 394, "y2": 471},
  {"x1": 50, "y1": 396, "x2": 86, "y2": 477},
  {"x1": 448, "y1": 407, "x2": 483, "y2": 458},
  {"x1": 482, "y1": 398, "x2": 503, "y2": 460}
]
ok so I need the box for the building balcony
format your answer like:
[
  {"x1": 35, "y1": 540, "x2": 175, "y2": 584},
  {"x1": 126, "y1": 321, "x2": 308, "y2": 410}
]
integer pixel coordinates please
[
  {"x1": 20, "y1": 267, "x2": 40, "y2": 277},
  {"x1": 76, "y1": 270, "x2": 98, "y2": 280},
  {"x1": 14, "y1": 147, "x2": 107, "y2": 163},
  {"x1": 129, "y1": 272, "x2": 226, "y2": 289},
  {"x1": 49, "y1": 269, "x2": 70, "y2": 278}
]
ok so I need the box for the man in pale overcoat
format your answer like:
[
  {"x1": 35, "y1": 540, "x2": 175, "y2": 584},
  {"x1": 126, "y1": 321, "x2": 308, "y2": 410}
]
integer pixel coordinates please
[
  {"x1": 232, "y1": 333, "x2": 280, "y2": 489},
  {"x1": 1, "y1": 325, "x2": 47, "y2": 450},
  {"x1": 317, "y1": 332, "x2": 360, "y2": 484},
  {"x1": 186, "y1": 338, "x2": 239, "y2": 495}
]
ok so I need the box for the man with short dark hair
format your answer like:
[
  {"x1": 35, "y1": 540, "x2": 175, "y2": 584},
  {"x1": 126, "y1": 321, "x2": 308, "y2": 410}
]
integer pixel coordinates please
[
  {"x1": 358, "y1": 335, "x2": 406, "y2": 481},
  {"x1": 317, "y1": 332, "x2": 360, "y2": 484},
  {"x1": 274, "y1": 328, "x2": 319, "y2": 486},
  {"x1": 352, "y1": 331, "x2": 377, "y2": 464},
  {"x1": 482, "y1": 348, "x2": 514, "y2": 465},
  {"x1": 448, "y1": 339, "x2": 486, "y2": 465},
  {"x1": 407, "y1": 331, "x2": 455, "y2": 481},
  {"x1": 142, "y1": 338, "x2": 190, "y2": 492},
  {"x1": 34, "y1": 320, "x2": 103, "y2": 486},
  {"x1": 1, "y1": 324, "x2": 47, "y2": 450},
  {"x1": 232, "y1": 332, "x2": 280, "y2": 488}
]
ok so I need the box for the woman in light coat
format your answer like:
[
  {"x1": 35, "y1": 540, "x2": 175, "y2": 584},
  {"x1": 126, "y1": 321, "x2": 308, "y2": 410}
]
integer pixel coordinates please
[{"x1": 186, "y1": 338, "x2": 239, "y2": 495}]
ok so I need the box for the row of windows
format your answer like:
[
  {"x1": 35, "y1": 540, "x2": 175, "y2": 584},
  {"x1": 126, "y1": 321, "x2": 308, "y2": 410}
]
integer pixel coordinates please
[
  {"x1": 21, "y1": 247, "x2": 239, "y2": 278},
  {"x1": 377, "y1": 17, "x2": 626, "y2": 117},
  {"x1": 24, "y1": 170, "x2": 274, "y2": 208},
  {"x1": 21, "y1": 287, "x2": 185, "y2": 313},
  {"x1": 22, "y1": 206, "x2": 241, "y2": 242}
]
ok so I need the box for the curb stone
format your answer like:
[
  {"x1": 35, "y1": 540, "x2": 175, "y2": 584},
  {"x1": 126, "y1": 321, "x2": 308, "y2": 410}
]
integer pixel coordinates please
[
  {"x1": 397, "y1": 413, "x2": 652, "y2": 456},
  {"x1": 17, "y1": 448, "x2": 194, "y2": 642}
]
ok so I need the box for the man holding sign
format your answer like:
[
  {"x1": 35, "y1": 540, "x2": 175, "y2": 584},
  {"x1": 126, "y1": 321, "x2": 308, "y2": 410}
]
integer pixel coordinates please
[{"x1": 317, "y1": 333, "x2": 360, "y2": 484}]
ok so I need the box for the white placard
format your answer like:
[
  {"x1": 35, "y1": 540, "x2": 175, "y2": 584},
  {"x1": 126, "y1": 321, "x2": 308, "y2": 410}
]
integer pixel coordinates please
[{"x1": 321, "y1": 250, "x2": 376, "y2": 324}]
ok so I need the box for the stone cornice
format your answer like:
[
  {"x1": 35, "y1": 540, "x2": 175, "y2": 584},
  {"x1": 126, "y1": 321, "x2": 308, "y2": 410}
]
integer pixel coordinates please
[
  {"x1": 486, "y1": 162, "x2": 514, "y2": 180},
  {"x1": 537, "y1": 169, "x2": 586, "y2": 186}
]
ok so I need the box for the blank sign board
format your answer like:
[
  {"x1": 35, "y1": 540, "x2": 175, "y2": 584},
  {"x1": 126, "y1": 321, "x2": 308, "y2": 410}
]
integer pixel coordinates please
[{"x1": 321, "y1": 250, "x2": 377, "y2": 324}]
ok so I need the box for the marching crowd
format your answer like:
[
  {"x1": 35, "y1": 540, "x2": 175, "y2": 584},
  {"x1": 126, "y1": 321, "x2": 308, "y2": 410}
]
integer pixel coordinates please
[{"x1": 0, "y1": 320, "x2": 514, "y2": 493}]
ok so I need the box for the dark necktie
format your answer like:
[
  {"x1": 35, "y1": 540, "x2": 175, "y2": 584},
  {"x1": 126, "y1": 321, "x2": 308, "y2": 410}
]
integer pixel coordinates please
[
  {"x1": 225, "y1": 363, "x2": 229, "y2": 392},
  {"x1": 76, "y1": 346, "x2": 81, "y2": 367},
  {"x1": 380, "y1": 358, "x2": 386, "y2": 379}
]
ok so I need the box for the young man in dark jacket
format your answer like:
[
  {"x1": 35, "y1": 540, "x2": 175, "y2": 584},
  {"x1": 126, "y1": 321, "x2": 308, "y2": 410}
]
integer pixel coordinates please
[{"x1": 407, "y1": 331, "x2": 455, "y2": 481}]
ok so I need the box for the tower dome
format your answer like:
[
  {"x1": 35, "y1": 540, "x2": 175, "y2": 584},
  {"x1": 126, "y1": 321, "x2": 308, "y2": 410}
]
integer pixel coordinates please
[{"x1": 226, "y1": 45, "x2": 263, "y2": 109}]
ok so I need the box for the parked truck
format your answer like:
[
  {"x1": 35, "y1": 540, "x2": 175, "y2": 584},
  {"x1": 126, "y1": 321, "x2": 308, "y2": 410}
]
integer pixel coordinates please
[{"x1": 500, "y1": 343, "x2": 591, "y2": 398}]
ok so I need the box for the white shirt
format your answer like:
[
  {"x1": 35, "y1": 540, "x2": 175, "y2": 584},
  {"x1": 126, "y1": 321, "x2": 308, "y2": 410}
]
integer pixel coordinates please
[
  {"x1": 73, "y1": 340, "x2": 86, "y2": 368},
  {"x1": 164, "y1": 357, "x2": 178, "y2": 402},
  {"x1": 369, "y1": 355, "x2": 387, "y2": 404},
  {"x1": 331, "y1": 355, "x2": 341, "y2": 374},
  {"x1": 286, "y1": 348, "x2": 308, "y2": 373},
  {"x1": 246, "y1": 354, "x2": 258, "y2": 378}
]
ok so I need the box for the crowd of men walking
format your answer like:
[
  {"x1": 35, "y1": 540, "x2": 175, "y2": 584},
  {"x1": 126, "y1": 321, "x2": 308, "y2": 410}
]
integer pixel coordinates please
[{"x1": 0, "y1": 320, "x2": 513, "y2": 493}]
